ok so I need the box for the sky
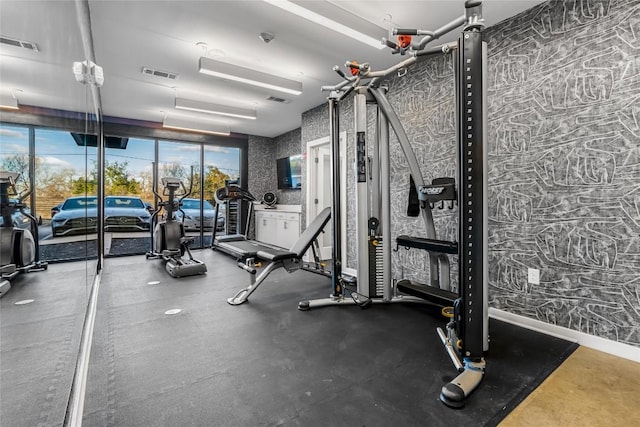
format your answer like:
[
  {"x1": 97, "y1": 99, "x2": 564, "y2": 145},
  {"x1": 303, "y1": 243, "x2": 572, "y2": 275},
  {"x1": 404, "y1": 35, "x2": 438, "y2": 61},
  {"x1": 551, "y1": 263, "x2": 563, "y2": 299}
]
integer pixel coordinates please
[{"x1": 0, "y1": 125, "x2": 240, "y2": 179}]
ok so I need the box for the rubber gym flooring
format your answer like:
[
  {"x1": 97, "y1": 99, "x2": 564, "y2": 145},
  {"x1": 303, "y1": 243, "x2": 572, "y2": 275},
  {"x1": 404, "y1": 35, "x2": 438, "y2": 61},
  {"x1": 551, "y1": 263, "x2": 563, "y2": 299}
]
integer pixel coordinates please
[{"x1": 1, "y1": 250, "x2": 577, "y2": 426}]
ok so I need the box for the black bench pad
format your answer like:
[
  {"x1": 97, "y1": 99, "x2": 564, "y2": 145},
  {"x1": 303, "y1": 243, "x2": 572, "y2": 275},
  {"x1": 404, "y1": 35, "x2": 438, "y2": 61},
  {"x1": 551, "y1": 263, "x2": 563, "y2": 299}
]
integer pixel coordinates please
[
  {"x1": 396, "y1": 235, "x2": 458, "y2": 254},
  {"x1": 256, "y1": 249, "x2": 298, "y2": 262},
  {"x1": 396, "y1": 280, "x2": 457, "y2": 306}
]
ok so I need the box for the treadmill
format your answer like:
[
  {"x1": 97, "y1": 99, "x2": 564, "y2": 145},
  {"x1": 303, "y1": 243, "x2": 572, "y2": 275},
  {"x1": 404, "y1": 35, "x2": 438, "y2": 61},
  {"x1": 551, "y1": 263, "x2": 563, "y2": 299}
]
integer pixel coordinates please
[{"x1": 211, "y1": 182, "x2": 260, "y2": 258}]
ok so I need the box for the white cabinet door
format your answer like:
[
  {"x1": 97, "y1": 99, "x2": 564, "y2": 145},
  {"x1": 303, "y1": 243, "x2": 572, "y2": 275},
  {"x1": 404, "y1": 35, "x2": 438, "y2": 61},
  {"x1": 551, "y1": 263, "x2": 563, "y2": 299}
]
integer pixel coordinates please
[
  {"x1": 255, "y1": 211, "x2": 276, "y2": 244},
  {"x1": 275, "y1": 213, "x2": 300, "y2": 249},
  {"x1": 254, "y1": 210, "x2": 300, "y2": 248}
]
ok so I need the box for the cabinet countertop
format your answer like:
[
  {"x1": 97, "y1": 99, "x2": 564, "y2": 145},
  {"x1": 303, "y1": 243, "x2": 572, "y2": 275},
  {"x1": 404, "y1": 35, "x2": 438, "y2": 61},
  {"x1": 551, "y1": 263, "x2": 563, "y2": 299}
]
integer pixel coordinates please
[{"x1": 253, "y1": 204, "x2": 301, "y2": 213}]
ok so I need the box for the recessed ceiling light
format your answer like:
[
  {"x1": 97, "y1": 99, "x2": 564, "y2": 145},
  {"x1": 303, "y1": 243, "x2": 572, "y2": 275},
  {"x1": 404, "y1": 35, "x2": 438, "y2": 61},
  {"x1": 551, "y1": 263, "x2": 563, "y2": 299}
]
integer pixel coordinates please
[
  {"x1": 263, "y1": 0, "x2": 385, "y2": 50},
  {"x1": 199, "y1": 57, "x2": 302, "y2": 95},
  {"x1": 175, "y1": 97, "x2": 257, "y2": 120},
  {"x1": 163, "y1": 115, "x2": 230, "y2": 136}
]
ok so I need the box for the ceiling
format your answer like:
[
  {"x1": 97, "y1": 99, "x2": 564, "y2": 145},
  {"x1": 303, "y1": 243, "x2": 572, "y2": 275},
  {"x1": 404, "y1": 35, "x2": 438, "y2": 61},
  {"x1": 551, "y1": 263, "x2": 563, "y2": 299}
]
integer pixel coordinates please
[{"x1": 0, "y1": 0, "x2": 544, "y2": 139}]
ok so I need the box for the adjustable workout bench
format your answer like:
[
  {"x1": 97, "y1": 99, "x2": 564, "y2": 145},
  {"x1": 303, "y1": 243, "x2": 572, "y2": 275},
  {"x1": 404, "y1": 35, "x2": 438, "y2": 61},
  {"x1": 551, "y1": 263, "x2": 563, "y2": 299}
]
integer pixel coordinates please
[{"x1": 227, "y1": 207, "x2": 331, "y2": 305}]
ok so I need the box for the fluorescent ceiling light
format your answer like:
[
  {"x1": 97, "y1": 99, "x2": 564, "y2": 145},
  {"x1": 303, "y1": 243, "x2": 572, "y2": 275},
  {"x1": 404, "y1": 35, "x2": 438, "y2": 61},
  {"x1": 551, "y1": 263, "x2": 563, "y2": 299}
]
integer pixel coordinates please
[
  {"x1": 0, "y1": 93, "x2": 19, "y2": 110},
  {"x1": 175, "y1": 97, "x2": 257, "y2": 120},
  {"x1": 163, "y1": 116, "x2": 230, "y2": 136},
  {"x1": 199, "y1": 57, "x2": 302, "y2": 96},
  {"x1": 264, "y1": 0, "x2": 385, "y2": 50}
]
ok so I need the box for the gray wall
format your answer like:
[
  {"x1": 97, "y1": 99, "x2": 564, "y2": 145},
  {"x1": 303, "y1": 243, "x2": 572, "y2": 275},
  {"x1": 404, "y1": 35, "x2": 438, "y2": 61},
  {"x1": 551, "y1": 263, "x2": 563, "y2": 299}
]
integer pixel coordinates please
[
  {"x1": 299, "y1": 0, "x2": 640, "y2": 348},
  {"x1": 274, "y1": 128, "x2": 303, "y2": 206},
  {"x1": 247, "y1": 129, "x2": 302, "y2": 206},
  {"x1": 247, "y1": 135, "x2": 275, "y2": 202}
]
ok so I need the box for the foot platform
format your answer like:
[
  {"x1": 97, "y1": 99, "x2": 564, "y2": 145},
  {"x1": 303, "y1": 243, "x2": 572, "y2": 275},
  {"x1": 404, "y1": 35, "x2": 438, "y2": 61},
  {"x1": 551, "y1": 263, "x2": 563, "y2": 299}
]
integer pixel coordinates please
[{"x1": 440, "y1": 359, "x2": 485, "y2": 408}]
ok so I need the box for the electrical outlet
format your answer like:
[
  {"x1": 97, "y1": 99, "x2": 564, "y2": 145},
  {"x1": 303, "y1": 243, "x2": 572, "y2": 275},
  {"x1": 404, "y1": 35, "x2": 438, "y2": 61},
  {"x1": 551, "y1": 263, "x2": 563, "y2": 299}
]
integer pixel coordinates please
[{"x1": 528, "y1": 268, "x2": 540, "y2": 285}]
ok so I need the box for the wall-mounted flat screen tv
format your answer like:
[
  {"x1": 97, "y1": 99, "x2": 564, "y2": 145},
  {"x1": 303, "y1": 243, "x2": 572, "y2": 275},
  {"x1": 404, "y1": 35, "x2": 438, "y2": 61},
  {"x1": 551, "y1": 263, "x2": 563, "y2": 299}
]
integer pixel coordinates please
[{"x1": 276, "y1": 154, "x2": 302, "y2": 190}]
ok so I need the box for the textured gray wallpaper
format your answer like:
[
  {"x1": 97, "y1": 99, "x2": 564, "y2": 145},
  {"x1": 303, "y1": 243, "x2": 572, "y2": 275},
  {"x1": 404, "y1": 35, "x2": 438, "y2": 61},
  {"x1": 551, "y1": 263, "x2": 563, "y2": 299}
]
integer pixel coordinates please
[
  {"x1": 248, "y1": 130, "x2": 302, "y2": 207},
  {"x1": 299, "y1": 0, "x2": 640, "y2": 347},
  {"x1": 484, "y1": 0, "x2": 640, "y2": 346},
  {"x1": 247, "y1": 135, "x2": 276, "y2": 202},
  {"x1": 274, "y1": 128, "x2": 303, "y2": 206}
]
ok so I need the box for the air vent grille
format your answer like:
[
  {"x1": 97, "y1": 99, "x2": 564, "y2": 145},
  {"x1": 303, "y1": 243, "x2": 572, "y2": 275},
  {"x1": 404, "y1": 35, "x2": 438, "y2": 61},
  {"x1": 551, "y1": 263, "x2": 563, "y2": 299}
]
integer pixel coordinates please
[
  {"x1": 0, "y1": 36, "x2": 39, "y2": 52},
  {"x1": 266, "y1": 96, "x2": 290, "y2": 104},
  {"x1": 141, "y1": 67, "x2": 179, "y2": 80}
]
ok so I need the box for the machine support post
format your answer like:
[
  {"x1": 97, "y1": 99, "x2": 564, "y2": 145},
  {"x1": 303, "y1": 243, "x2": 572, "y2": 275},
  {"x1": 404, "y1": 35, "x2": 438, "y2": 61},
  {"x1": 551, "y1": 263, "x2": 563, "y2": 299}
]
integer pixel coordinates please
[
  {"x1": 439, "y1": 27, "x2": 488, "y2": 409},
  {"x1": 457, "y1": 29, "x2": 486, "y2": 359},
  {"x1": 329, "y1": 98, "x2": 343, "y2": 298},
  {"x1": 378, "y1": 96, "x2": 392, "y2": 301},
  {"x1": 354, "y1": 92, "x2": 371, "y2": 297}
]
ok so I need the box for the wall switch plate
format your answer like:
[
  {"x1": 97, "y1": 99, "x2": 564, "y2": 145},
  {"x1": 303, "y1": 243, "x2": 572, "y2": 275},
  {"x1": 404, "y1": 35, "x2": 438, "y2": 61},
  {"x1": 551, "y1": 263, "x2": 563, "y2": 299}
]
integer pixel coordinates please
[{"x1": 528, "y1": 268, "x2": 540, "y2": 285}]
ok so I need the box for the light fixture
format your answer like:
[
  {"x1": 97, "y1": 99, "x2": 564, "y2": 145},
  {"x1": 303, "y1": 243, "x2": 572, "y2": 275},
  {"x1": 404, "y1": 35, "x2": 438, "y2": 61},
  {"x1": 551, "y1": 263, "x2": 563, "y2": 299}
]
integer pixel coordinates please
[
  {"x1": 0, "y1": 93, "x2": 19, "y2": 110},
  {"x1": 175, "y1": 97, "x2": 257, "y2": 120},
  {"x1": 263, "y1": 0, "x2": 386, "y2": 50},
  {"x1": 163, "y1": 115, "x2": 230, "y2": 136},
  {"x1": 199, "y1": 57, "x2": 302, "y2": 96}
]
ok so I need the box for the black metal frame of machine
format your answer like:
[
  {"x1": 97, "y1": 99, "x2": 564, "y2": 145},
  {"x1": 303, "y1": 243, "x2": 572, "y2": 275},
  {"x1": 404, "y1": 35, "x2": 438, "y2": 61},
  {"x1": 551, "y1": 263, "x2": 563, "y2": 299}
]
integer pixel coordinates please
[{"x1": 298, "y1": 0, "x2": 488, "y2": 408}]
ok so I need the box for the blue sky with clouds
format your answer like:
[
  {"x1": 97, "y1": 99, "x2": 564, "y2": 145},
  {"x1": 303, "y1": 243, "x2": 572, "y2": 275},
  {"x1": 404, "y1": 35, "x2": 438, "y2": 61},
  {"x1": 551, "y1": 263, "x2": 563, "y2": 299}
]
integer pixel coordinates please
[{"x1": 0, "y1": 125, "x2": 240, "y2": 179}]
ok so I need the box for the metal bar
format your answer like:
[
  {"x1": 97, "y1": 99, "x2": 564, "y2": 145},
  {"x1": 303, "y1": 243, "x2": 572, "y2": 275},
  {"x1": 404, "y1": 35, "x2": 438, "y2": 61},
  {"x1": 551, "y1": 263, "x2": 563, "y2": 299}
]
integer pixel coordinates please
[
  {"x1": 482, "y1": 41, "x2": 489, "y2": 352},
  {"x1": 28, "y1": 126, "x2": 39, "y2": 261},
  {"x1": 63, "y1": 272, "x2": 101, "y2": 427},
  {"x1": 329, "y1": 99, "x2": 343, "y2": 297},
  {"x1": 354, "y1": 92, "x2": 370, "y2": 297},
  {"x1": 96, "y1": 115, "x2": 104, "y2": 270},
  {"x1": 73, "y1": 0, "x2": 101, "y2": 116},
  {"x1": 457, "y1": 30, "x2": 486, "y2": 359},
  {"x1": 418, "y1": 15, "x2": 467, "y2": 49},
  {"x1": 321, "y1": 75, "x2": 356, "y2": 93},
  {"x1": 199, "y1": 144, "x2": 204, "y2": 247},
  {"x1": 227, "y1": 262, "x2": 281, "y2": 305},
  {"x1": 378, "y1": 96, "x2": 392, "y2": 301},
  {"x1": 438, "y1": 327, "x2": 464, "y2": 371},
  {"x1": 369, "y1": 87, "x2": 440, "y2": 288}
]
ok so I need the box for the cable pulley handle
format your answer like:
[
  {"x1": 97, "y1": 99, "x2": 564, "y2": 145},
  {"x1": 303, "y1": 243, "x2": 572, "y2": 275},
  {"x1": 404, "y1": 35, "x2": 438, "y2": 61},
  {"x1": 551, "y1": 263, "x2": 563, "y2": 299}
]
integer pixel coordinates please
[
  {"x1": 333, "y1": 65, "x2": 347, "y2": 80},
  {"x1": 345, "y1": 61, "x2": 366, "y2": 71},
  {"x1": 393, "y1": 29, "x2": 418, "y2": 36},
  {"x1": 383, "y1": 38, "x2": 397, "y2": 49}
]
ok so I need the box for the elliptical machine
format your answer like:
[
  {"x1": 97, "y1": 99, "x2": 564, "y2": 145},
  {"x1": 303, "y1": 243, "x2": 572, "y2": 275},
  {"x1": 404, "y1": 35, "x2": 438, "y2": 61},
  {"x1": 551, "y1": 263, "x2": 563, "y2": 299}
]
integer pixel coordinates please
[
  {"x1": 146, "y1": 175, "x2": 207, "y2": 278},
  {"x1": 0, "y1": 171, "x2": 48, "y2": 297}
]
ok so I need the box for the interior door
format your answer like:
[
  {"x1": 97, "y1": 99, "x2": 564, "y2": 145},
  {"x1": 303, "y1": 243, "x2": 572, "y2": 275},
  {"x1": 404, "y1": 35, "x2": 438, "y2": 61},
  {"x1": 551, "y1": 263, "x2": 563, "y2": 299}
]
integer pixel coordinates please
[{"x1": 311, "y1": 145, "x2": 332, "y2": 260}]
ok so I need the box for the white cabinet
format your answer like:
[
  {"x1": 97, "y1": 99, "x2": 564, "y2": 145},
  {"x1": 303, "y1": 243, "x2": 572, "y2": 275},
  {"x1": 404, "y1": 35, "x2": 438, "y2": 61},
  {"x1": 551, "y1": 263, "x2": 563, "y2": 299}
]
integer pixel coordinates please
[{"x1": 255, "y1": 209, "x2": 300, "y2": 249}]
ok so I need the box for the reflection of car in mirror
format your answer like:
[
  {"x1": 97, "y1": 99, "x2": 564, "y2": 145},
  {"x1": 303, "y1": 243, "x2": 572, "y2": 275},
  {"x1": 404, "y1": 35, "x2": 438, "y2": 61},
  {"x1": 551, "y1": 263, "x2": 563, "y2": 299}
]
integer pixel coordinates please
[
  {"x1": 51, "y1": 196, "x2": 152, "y2": 237},
  {"x1": 50, "y1": 203, "x2": 62, "y2": 219},
  {"x1": 173, "y1": 198, "x2": 224, "y2": 231},
  {"x1": 104, "y1": 196, "x2": 152, "y2": 232},
  {"x1": 51, "y1": 196, "x2": 98, "y2": 237}
]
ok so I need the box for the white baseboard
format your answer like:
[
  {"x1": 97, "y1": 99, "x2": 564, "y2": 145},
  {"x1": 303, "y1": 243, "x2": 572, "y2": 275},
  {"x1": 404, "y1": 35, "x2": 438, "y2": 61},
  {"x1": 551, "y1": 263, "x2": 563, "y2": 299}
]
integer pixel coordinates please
[{"x1": 489, "y1": 308, "x2": 640, "y2": 363}]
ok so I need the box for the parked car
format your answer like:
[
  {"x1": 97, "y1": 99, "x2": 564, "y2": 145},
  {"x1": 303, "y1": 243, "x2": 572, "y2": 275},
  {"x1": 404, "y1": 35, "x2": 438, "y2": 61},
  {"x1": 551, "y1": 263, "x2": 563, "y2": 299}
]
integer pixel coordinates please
[
  {"x1": 143, "y1": 201, "x2": 155, "y2": 215},
  {"x1": 174, "y1": 198, "x2": 224, "y2": 231},
  {"x1": 51, "y1": 203, "x2": 62, "y2": 218},
  {"x1": 51, "y1": 196, "x2": 98, "y2": 237},
  {"x1": 51, "y1": 195, "x2": 152, "y2": 237},
  {"x1": 104, "y1": 196, "x2": 152, "y2": 232}
]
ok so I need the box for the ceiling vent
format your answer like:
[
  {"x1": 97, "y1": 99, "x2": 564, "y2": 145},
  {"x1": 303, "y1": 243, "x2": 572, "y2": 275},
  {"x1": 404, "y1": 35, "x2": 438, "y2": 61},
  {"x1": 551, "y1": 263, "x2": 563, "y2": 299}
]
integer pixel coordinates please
[
  {"x1": 0, "y1": 36, "x2": 39, "y2": 52},
  {"x1": 141, "y1": 67, "x2": 179, "y2": 80},
  {"x1": 266, "y1": 95, "x2": 291, "y2": 104}
]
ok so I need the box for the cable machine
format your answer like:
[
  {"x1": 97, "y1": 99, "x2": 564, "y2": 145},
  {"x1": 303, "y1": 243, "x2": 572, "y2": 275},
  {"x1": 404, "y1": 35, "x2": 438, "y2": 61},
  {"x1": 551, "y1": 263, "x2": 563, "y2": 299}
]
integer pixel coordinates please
[{"x1": 298, "y1": 0, "x2": 488, "y2": 408}]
